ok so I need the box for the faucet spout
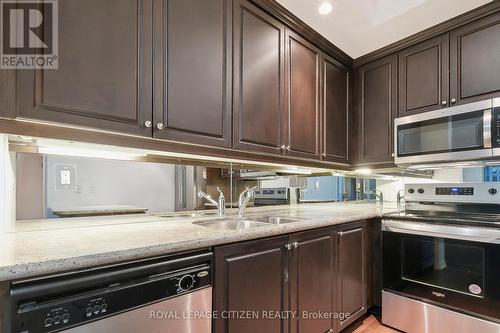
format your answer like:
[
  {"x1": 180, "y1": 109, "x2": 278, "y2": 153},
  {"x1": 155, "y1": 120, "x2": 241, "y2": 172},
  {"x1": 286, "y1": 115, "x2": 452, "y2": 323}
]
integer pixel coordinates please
[
  {"x1": 198, "y1": 187, "x2": 225, "y2": 217},
  {"x1": 238, "y1": 186, "x2": 257, "y2": 218}
]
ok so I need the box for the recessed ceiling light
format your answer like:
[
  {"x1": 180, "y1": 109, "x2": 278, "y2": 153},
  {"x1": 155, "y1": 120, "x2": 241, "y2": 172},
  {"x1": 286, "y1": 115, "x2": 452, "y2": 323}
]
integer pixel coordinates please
[{"x1": 318, "y1": 2, "x2": 333, "y2": 15}]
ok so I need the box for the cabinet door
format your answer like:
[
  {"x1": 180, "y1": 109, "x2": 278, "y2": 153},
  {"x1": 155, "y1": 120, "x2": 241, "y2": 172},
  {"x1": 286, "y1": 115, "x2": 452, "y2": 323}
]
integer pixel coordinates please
[
  {"x1": 289, "y1": 230, "x2": 333, "y2": 333},
  {"x1": 450, "y1": 12, "x2": 500, "y2": 105},
  {"x1": 398, "y1": 35, "x2": 449, "y2": 117},
  {"x1": 285, "y1": 31, "x2": 321, "y2": 159},
  {"x1": 322, "y1": 54, "x2": 349, "y2": 163},
  {"x1": 336, "y1": 226, "x2": 366, "y2": 331},
  {"x1": 16, "y1": 0, "x2": 152, "y2": 136},
  {"x1": 356, "y1": 54, "x2": 397, "y2": 165},
  {"x1": 214, "y1": 236, "x2": 289, "y2": 333},
  {"x1": 152, "y1": 0, "x2": 231, "y2": 147},
  {"x1": 233, "y1": 0, "x2": 285, "y2": 155}
]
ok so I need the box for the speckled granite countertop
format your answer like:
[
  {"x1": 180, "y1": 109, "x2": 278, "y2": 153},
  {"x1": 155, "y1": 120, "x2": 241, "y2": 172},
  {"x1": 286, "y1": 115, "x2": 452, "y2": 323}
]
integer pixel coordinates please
[{"x1": 0, "y1": 202, "x2": 396, "y2": 282}]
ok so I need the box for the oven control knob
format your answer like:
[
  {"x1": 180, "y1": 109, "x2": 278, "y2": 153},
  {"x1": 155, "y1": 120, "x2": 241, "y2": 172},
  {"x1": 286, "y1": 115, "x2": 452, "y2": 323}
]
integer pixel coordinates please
[
  {"x1": 408, "y1": 188, "x2": 415, "y2": 194},
  {"x1": 418, "y1": 188, "x2": 424, "y2": 194},
  {"x1": 178, "y1": 275, "x2": 195, "y2": 292},
  {"x1": 489, "y1": 188, "x2": 497, "y2": 195}
]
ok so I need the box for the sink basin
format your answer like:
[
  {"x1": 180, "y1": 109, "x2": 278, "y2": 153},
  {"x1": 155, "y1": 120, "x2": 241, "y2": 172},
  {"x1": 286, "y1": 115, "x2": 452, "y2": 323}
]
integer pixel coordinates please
[
  {"x1": 253, "y1": 216, "x2": 302, "y2": 225},
  {"x1": 193, "y1": 219, "x2": 271, "y2": 230}
]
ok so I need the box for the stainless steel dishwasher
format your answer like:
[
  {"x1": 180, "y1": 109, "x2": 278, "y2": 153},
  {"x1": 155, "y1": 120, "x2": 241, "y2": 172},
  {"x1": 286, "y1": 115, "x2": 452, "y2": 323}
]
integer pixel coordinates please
[{"x1": 8, "y1": 251, "x2": 212, "y2": 333}]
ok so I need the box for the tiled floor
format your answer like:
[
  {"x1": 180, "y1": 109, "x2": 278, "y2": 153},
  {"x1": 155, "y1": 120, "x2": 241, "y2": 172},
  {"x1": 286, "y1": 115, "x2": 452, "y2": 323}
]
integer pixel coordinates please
[{"x1": 344, "y1": 315, "x2": 400, "y2": 333}]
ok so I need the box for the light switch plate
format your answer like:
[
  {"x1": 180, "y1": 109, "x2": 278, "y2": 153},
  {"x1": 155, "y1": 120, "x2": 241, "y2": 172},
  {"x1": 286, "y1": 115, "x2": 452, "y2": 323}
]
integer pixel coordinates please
[{"x1": 54, "y1": 164, "x2": 77, "y2": 191}]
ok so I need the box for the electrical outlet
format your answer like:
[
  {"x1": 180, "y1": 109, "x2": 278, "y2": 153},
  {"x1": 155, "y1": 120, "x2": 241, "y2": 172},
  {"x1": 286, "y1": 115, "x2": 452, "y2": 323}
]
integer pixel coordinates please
[
  {"x1": 61, "y1": 170, "x2": 71, "y2": 185},
  {"x1": 54, "y1": 164, "x2": 77, "y2": 191}
]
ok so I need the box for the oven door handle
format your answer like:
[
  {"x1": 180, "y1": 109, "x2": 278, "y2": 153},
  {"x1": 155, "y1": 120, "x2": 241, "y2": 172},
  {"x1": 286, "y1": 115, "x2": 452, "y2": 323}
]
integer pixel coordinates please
[{"x1": 382, "y1": 219, "x2": 500, "y2": 244}]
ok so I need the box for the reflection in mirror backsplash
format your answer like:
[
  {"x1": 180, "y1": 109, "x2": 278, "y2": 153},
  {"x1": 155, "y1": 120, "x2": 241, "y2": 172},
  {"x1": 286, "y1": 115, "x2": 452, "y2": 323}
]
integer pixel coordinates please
[
  {"x1": 17, "y1": 152, "x2": 497, "y2": 222},
  {"x1": 16, "y1": 153, "x2": 392, "y2": 221}
]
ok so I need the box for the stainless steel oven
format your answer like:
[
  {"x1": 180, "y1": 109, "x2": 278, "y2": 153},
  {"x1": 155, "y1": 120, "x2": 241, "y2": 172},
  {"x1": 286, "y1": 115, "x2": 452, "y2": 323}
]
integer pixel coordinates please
[
  {"x1": 382, "y1": 183, "x2": 500, "y2": 333},
  {"x1": 394, "y1": 99, "x2": 496, "y2": 165}
]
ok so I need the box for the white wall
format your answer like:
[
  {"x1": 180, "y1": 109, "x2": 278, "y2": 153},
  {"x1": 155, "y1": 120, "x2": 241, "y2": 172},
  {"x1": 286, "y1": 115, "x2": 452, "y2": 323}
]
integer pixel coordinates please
[{"x1": 45, "y1": 156, "x2": 177, "y2": 216}]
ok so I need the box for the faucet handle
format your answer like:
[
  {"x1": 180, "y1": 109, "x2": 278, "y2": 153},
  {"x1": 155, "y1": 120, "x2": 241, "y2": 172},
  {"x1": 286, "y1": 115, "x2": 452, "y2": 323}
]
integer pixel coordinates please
[{"x1": 216, "y1": 187, "x2": 225, "y2": 199}]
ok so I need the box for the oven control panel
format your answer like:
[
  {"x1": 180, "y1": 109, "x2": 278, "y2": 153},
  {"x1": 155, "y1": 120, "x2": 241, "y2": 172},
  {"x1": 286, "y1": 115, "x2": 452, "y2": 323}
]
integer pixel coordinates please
[
  {"x1": 406, "y1": 183, "x2": 499, "y2": 204},
  {"x1": 435, "y1": 187, "x2": 474, "y2": 195}
]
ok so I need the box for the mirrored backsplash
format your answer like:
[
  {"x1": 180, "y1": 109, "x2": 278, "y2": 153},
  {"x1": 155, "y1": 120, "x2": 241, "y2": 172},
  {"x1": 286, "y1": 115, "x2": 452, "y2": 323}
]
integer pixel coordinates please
[
  {"x1": 15, "y1": 153, "x2": 394, "y2": 221},
  {"x1": 16, "y1": 149, "x2": 496, "y2": 221}
]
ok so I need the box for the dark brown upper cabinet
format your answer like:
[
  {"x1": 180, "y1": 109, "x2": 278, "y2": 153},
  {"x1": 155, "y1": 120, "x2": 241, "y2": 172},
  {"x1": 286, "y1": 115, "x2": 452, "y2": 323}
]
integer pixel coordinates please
[
  {"x1": 289, "y1": 229, "x2": 333, "y2": 333},
  {"x1": 322, "y1": 54, "x2": 350, "y2": 163},
  {"x1": 16, "y1": 0, "x2": 153, "y2": 137},
  {"x1": 398, "y1": 35, "x2": 450, "y2": 117},
  {"x1": 285, "y1": 30, "x2": 321, "y2": 159},
  {"x1": 152, "y1": 0, "x2": 231, "y2": 147},
  {"x1": 214, "y1": 236, "x2": 289, "y2": 333},
  {"x1": 233, "y1": 0, "x2": 285, "y2": 155},
  {"x1": 335, "y1": 224, "x2": 366, "y2": 331},
  {"x1": 356, "y1": 54, "x2": 398, "y2": 165},
  {"x1": 450, "y1": 11, "x2": 500, "y2": 105}
]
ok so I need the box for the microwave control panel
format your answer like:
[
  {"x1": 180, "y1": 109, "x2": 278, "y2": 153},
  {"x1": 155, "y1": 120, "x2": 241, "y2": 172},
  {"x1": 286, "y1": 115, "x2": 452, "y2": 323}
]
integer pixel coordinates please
[{"x1": 493, "y1": 106, "x2": 500, "y2": 147}]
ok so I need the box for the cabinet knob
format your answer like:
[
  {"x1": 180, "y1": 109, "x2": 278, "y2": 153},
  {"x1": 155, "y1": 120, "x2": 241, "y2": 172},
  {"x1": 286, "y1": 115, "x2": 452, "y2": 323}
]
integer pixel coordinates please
[
  {"x1": 322, "y1": 153, "x2": 327, "y2": 158},
  {"x1": 280, "y1": 145, "x2": 286, "y2": 150},
  {"x1": 292, "y1": 241, "x2": 299, "y2": 249},
  {"x1": 441, "y1": 100, "x2": 447, "y2": 106},
  {"x1": 156, "y1": 123, "x2": 165, "y2": 130},
  {"x1": 391, "y1": 153, "x2": 395, "y2": 157},
  {"x1": 286, "y1": 145, "x2": 291, "y2": 151},
  {"x1": 144, "y1": 120, "x2": 152, "y2": 128},
  {"x1": 451, "y1": 98, "x2": 457, "y2": 104},
  {"x1": 285, "y1": 243, "x2": 292, "y2": 251}
]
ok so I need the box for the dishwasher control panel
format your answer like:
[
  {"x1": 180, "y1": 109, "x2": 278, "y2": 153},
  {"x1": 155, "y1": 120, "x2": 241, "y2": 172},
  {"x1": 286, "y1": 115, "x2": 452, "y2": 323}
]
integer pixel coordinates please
[{"x1": 11, "y1": 255, "x2": 212, "y2": 333}]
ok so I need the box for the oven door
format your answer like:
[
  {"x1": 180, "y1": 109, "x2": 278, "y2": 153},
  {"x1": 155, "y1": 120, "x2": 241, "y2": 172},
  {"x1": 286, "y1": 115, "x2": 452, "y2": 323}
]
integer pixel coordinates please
[
  {"x1": 382, "y1": 219, "x2": 500, "y2": 322},
  {"x1": 394, "y1": 99, "x2": 493, "y2": 164}
]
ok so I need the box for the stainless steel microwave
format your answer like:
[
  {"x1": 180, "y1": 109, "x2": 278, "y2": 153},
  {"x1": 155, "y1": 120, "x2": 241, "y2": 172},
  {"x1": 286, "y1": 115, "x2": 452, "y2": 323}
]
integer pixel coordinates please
[{"x1": 394, "y1": 98, "x2": 500, "y2": 165}]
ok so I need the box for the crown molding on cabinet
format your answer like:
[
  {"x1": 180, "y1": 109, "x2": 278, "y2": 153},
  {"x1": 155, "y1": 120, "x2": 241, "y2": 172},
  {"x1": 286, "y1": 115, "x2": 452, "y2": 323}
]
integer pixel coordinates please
[{"x1": 353, "y1": 0, "x2": 500, "y2": 68}]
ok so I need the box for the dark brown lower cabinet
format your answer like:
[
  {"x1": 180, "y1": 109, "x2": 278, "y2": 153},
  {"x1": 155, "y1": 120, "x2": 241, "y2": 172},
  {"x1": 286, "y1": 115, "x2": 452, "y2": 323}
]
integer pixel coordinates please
[
  {"x1": 335, "y1": 224, "x2": 366, "y2": 331},
  {"x1": 214, "y1": 236, "x2": 289, "y2": 333},
  {"x1": 289, "y1": 230, "x2": 333, "y2": 333},
  {"x1": 214, "y1": 221, "x2": 372, "y2": 333}
]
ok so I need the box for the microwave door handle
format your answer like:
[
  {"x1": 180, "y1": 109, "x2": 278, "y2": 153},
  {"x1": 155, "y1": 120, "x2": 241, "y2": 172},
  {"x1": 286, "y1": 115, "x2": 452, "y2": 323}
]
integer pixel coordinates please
[
  {"x1": 382, "y1": 220, "x2": 500, "y2": 244},
  {"x1": 484, "y1": 109, "x2": 492, "y2": 148}
]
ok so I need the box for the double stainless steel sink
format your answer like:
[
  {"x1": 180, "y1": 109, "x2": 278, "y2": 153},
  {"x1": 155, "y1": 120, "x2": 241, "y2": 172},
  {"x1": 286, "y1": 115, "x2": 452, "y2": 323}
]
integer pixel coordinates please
[{"x1": 193, "y1": 216, "x2": 302, "y2": 230}]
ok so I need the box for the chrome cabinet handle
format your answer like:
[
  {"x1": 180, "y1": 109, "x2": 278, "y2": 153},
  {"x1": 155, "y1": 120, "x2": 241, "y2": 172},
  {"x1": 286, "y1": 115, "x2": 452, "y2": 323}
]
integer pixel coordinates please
[
  {"x1": 441, "y1": 100, "x2": 447, "y2": 106},
  {"x1": 451, "y1": 98, "x2": 457, "y2": 104},
  {"x1": 144, "y1": 120, "x2": 152, "y2": 128},
  {"x1": 156, "y1": 123, "x2": 165, "y2": 130},
  {"x1": 280, "y1": 145, "x2": 286, "y2": 150},
  {"x1": 285, "y1": 243, "x2": 292, "y2": 251},
  {"x1": 322, "y1": 153, "x2": 327, "y2": 158},
  {"x1": 286, "y1": 145, "x2": 291, "y2": 151},
  {"x1": 292, "y1": 241, "x2": 299, "y2": 249}
]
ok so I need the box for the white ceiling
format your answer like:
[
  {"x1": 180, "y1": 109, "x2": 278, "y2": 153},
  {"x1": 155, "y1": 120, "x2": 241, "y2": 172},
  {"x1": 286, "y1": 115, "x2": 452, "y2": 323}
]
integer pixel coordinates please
[{"x1": 277, "y1": 0, "x2": 493, "y2": 58}]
